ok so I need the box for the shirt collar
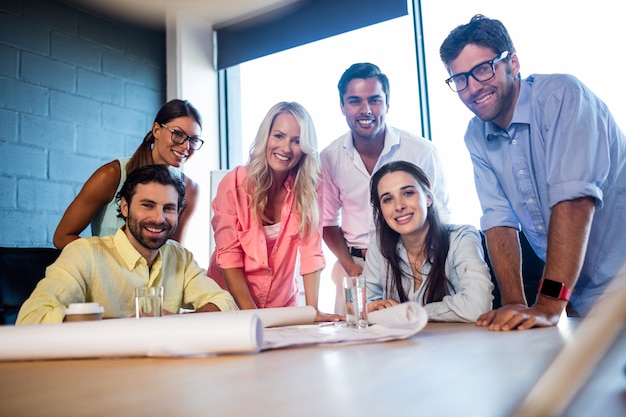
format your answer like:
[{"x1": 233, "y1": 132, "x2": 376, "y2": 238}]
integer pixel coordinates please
[
  {"x1": 113, "y1": 227, "x2": 162, "y2": 270},
  {"x1": 340, "y1": 126, "x2": 396, "y2": 153},
  {"x1": 486, "y1": 77, "x2": 533, "y2": 141},
  {"x1": 511, "y1": 75, "x2": 533, "y2": 125},
  {"x1": 382, "y1": 126, "x2": 400, "y2": 153}
]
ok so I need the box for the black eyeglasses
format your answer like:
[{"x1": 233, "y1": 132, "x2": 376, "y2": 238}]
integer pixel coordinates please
[
  {"x1": 160, "y1": 124, "x2": 204, "y2": 150},
  {"x1": 445, "y1": 51, "x2": 510, "y2": 93}
]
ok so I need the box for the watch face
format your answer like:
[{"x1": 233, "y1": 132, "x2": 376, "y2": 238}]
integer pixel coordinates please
[{"x1": 541, "y1": 279, "x2": 563, "y2": 298}]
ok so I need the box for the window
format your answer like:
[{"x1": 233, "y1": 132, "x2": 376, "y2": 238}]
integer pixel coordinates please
[
  {"x1": 234, "y1": 13, "x2": 421, "y2": 165},
  {"x1": 216, "y1": 0, "x2": 624, "y2": 311},
  {"x1": 224, "y1": 5, "x2": 421, "y2": 312},
  {"x1": 421, "y1": 0, "x2": 625, "y2": 226}
]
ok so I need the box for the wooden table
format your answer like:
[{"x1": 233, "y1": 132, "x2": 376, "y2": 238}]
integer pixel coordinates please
[{"x1": 0, "y1": 319, "x2": 624, "y2": 417}]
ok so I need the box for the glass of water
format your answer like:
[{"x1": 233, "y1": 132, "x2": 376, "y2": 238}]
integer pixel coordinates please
[
  {"x1": 343, "y1": 276, "x2": 368, "y2": 328},
  {"x1": 135, "y1": 286, "x2": 163, "y2": 318}
]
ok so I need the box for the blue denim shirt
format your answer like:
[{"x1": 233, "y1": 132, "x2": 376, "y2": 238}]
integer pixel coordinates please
[{"x1": 465, "y1": 73, "x2": 626, "y2": 315}]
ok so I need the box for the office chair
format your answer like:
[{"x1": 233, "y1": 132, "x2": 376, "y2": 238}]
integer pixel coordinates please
[{"x1": 0, "y1": 247, "x2": 61, "y2": 325}]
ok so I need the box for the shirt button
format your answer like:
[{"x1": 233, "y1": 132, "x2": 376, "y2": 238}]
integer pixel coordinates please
[
  {"x1": 518, "y1": 169, "x2": 524, "y2": 175},
  {"x1": 528, "y1": 199, "x2": 534, "y2": 204},
  {"x1": 538, "y1": 226, "x2": 543, "y2": 231},
  {"x1": 511, "y1": 139, "x2": 517, "y2": 145}
]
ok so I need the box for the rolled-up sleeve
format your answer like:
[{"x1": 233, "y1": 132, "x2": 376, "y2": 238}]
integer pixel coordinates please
[
  {"x1": 540, "y1": 76, "x2": 607, "y2": 209},
  {"x1": 182, "y1": 255, "x2": 238, "y2": 312},
  {"x1": 298, "y1": 182, "x2": 326, "y2": 275}
]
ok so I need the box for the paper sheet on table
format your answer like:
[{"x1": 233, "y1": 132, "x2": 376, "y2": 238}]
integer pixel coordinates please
[
  {"x1": 0, "y1": 312, "x2": 262, "y2": 361},
  {"x1": 261, "y1": 301, "x2": 428, "y2": 350}
]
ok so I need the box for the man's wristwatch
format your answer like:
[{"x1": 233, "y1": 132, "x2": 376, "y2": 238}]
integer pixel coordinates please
[{"x1": 538, "y1": 278, "x2": 572, "y2": 301}]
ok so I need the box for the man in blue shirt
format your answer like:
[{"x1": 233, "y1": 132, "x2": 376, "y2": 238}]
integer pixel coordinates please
[{"x1": 439, "y1": 14, "x2": 626, "y2": 330}]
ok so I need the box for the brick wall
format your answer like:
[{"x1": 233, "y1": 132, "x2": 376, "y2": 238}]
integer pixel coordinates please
[{"x1": 0, "y1": 0, "x2": 165, "y2": 247}]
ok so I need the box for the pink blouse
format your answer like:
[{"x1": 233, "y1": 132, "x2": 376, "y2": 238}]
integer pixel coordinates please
[{"x1": 207, "y1": 166, "x2": 325, "y2": 308}]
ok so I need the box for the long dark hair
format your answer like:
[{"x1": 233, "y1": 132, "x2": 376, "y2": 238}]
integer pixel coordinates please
[
  {"x1": 370, "y1": 161, "x2": 453, "y2": 304},
  {"x1": 126, "y1": 99, "x2": 202, "y2": 174}
]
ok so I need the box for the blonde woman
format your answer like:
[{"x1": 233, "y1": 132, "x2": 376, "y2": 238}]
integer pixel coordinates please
[{"x1": 208, "y1": 102, "x2": 338, "y2": 321}]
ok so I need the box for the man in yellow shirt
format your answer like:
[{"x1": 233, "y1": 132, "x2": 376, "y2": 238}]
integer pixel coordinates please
[{"x1": 17, "y1": 164, "x2": 237, "y2": 324}]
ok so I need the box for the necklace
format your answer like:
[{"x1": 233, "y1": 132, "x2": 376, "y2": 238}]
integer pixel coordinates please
[{"x1": 407, "y1": 251, "x2": 425, "y2": 290}]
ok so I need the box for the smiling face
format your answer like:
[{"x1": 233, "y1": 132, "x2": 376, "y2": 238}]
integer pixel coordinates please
[
  {"x1": 341, "y1": 77, "x2": 388, "y2": 141},
  {"x1": 120, "y1": 182, "x2": 179, "y2": 261},
  {"x1": 377, "y1": 170, "x2": 432, "y2": 238},
  {"x1": 447, "y1": 44, "x2": 520, "y2": 129},
  {"x1": 152, "y1": 116, "x2": 202, "y2": 167},
  {"x1": 265, "y1": 112, "x2": 303, "y2": 177}
]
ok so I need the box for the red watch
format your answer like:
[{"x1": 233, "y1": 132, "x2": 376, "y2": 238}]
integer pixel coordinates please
[{"x1": 538, "y1": 278, "x2": 572, "y2": 301}]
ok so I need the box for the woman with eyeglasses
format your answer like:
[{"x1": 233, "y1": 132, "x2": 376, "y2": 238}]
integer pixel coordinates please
[
  {"x1": 365, "y1": 161, "x2": 494, "y2": 322},
  {"x1": 208, "y1": 102, "x2": 340, "y2": 322},
  {"x1": 53, "y1": 99, "x2": 203, "y2": 249}
]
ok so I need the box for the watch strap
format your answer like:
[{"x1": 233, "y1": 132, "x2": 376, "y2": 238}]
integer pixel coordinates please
[{"x1": 538, "y1": 278, "x2": 572, "y2": 301}]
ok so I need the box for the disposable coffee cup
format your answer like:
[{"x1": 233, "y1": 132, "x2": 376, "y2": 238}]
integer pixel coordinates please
[{"x1": 64, "y1": 302, "x2": 104, "y2": 322}]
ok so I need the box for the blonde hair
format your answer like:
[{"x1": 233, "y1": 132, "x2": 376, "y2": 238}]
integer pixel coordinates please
[{"x1": 245, "y1": 102, "x2": 320, "y2": 237}]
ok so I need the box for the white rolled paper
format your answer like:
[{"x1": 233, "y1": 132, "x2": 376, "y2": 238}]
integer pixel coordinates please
[
  {"x1": 368, "y1": 301, "x2": 428, "y2": 330},
  {"x1": 0, "y1": 312, "x2": 262, "y2": 361}
]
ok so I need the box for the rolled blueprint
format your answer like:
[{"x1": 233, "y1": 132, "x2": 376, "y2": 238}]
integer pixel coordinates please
[{"x1": 0, "y1": 311, "x2": 262, "y2": 361}]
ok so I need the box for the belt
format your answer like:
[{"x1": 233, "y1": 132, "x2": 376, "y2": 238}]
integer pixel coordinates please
[{"x1": 349, "y1": 247, "x2": 365, "y2": 259}]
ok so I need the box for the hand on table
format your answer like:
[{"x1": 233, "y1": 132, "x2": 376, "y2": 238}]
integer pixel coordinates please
[
  {"x1": 367, "y1": 299, "x2": 399, "y2": 313},
  {"x1": 476, "y1": 303, "x2": 562, "y2": 331},
  {"x1": 314, "y1": 310, "x2": 344, "y2": 323}
]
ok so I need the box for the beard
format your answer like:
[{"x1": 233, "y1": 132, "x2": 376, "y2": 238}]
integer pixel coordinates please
[{"x1": 126, "y1": 212, "x2": 176, "y2": 251}]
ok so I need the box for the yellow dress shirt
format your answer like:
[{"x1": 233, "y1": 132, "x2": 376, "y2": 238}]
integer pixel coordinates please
[{"x1": 16, "y1": 229, "x2": 238, "y2": 324}]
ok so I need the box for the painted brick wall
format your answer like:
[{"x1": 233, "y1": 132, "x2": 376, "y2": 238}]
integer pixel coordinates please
[{"x1": 0, "y1": 0, "x2": 166, "y2": 247}]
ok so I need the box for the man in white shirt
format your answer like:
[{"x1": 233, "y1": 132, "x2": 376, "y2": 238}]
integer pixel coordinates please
[{"x1": 321, "y1": 63, "x2": 450, "y2": 314}]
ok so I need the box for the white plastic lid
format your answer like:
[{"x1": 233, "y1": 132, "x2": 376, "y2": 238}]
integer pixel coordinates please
[{"x1": 65, "y1": 302, "x2": 104, "y2": 315}]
